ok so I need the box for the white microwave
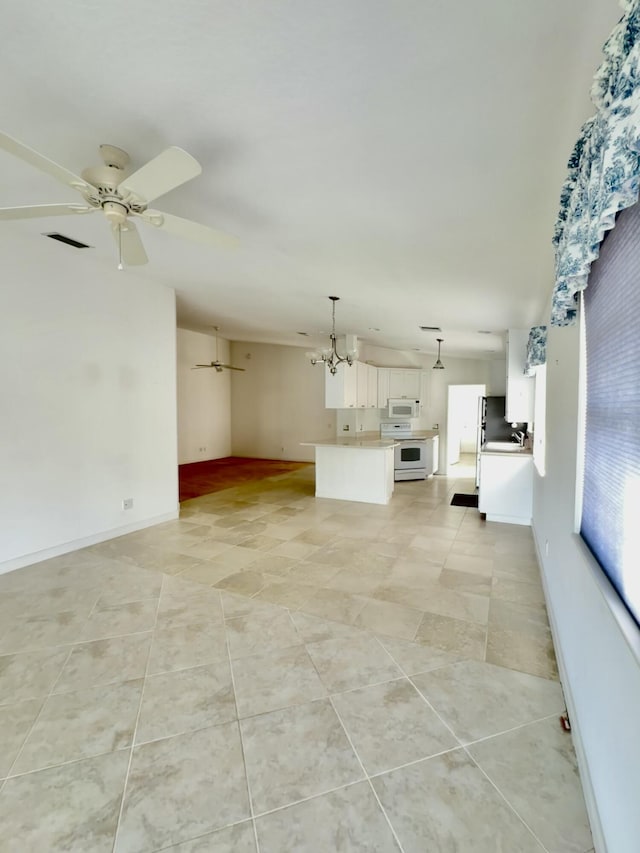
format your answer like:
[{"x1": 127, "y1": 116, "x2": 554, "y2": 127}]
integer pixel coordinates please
[{"x1": 387, "y1": 398, "x2": 420, "y2": 418}]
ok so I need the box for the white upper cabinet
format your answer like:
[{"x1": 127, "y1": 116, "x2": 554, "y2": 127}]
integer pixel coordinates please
[
  {"x1": 326, "y1": 361, "x2": 378, "y2": 409},
  {"x1": 388, "y1": 369, "x2": 421, "y2": 399},
  {"x1": 367, "y1": 364, "x2": 378, "y2": 408},
  {"x1": 377, "y1": 367, "x2": 423, "y2": 408},
  {"x1": 325, "y1": 361, "x2": 357, "y2": 408},
  {"x1": 356, "y1": 362, "x2": 379, "y2": 408},
  {"x1": 356, "y1": 361, "x2": 368, "y2": 408},
  {"x1": 505, "y1": 329, "x2": 534, "y2": 423},
  {"x1": 419, "y1": 370, "x2": 430, "y2": 409},
  {"x1": 378, "y1": 368, "x2": 390, "y2": 407}
]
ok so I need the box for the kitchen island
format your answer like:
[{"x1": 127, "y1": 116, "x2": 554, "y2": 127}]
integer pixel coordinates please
[{"x1": 300, "y1": 437, "x2": 398, "y2": 505}]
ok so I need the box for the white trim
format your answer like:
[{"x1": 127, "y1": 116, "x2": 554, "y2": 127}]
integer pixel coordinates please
[
  {"x1": 0, "y1": 509, "x2": 180, "y2": 576},
  {"x1": 484, "y1": 513, "x2": 531, "y2": 526},
  {"x1": 574, "y1": 292, "x2": 587, "y2": 533},
  {"x1": 532, "y1": 524, "x2": 608, "y2": 853},
  {"x1": 571, "y1": 533, "x2": 640, "y2": 667}
]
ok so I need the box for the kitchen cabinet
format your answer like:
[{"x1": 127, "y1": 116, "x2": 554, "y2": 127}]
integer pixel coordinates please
[
  {"x1": 419, "y1": 370, "x2": 430, "y2": 409},
  {"x1": 506, "y1": 329, "x2": 534, "y2": 423},
  {"x1": 377, "y1": 368, "x2": 421, "y2": 407},
  {"x1": 356, "y1": 362, "x2": 379, "y2": 408},
  {"x1": 367, "y1": 363, "x2": 379, "y2": 407},
  {"x1": 429, "y1": 435, "x2": 439, "y2": 474},
  {"x1": 325, "y1": 361, "x2": 357, "y2": 408},
  {"x1": 377, "y1": 369, "x2": 390, "y2": 408},
  {"x1": 301, "y1": 439, "x2": 396, "y2": 505},
  {"x1": 389, "y1": 369, "x2": 421, "y2": 399},
  {"x1": 478, "y1": 450, "x2": 533, "y2": 525},
  {"x1": 326, "y1": 361, "x2": 377, "y2": 409}
]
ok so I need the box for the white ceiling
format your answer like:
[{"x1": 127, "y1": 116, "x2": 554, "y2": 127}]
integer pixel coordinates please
[{"x1": 0, "y1": 1, "x2": 620, "y2": 359}]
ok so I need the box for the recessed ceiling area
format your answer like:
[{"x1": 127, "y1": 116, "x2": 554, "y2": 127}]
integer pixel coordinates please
[{"x1": 0, "y1": 1, "x2": 620, "y2": 359}]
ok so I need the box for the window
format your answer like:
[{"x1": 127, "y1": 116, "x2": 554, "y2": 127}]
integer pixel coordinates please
[{"x1": 581, "y1": 202, "x2": 640, "y2": 629}]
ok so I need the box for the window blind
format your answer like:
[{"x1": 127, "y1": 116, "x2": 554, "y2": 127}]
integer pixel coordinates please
[{"x1": 581, "y1": 201, "x2": 640, "y2": 629}]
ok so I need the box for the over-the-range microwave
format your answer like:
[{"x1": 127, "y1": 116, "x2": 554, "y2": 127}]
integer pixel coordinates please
[{"x1": 387, "y1": 398, "x2": 420, "y2": 418}]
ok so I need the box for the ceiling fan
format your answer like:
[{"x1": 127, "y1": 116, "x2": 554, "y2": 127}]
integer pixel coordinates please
[
  {"x1": 192, "y1": 326, "x2": 245, "y2": 373},
  {"x1": 0, "y1": 131, "x2": 237, "y2": 267}
]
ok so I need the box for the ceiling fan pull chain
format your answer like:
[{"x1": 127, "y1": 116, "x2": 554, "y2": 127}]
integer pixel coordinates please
[{"x1": 117, "y1": 224, "x2": 124, "y2": 270}]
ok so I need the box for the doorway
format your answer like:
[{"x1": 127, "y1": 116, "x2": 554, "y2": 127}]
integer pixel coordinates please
[{"x1": 446, "y1": 384, "x2": 485, "y2": 479}]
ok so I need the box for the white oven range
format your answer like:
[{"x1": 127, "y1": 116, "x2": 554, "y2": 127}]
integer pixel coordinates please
[{"x1": 380, "y1": 422, "x2": 429, "y2": 481}]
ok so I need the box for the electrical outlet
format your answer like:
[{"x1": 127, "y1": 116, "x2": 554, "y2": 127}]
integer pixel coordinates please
[{"x1": 122, "y1": 498, "x2": 134, "y2": 510}]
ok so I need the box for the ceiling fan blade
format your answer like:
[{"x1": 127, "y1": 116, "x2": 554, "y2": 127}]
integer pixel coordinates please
[
  {"x1": 218, "y1": 364, "x2": 246, "y2": 372},
  {"x1": 118, "y1": 147, "x2": 201, "y2": 203},
  {"x1": 193, "y1": 363, "x2": 214, "y2": 368},
  {"x1": 0, "y1": 203, "x2": 94, "y2": 220},
  {"x1": 139, "y1": 208, "x2": 238, "y2": 249},
  {"x1": 0, "y1": 132, "x2": 92, "y2": 192},
  {"x1": 111, "y1": 221, "x2": 148, "y2": 265}
]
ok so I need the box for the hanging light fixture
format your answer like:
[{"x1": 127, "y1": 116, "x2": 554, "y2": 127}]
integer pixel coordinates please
[
  {"x1": 306, "y1": 296, "x2": 356, "y2": 375},
  {"x1": 433, "y1": 337, "x2": 445, "y2": 369}
]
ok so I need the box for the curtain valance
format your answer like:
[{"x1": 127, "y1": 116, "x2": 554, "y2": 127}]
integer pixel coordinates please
[
  {"x1": 525, "y1": 326, "x2": 547, "y2": 375},
  {"x1": 551, "y1": 0, "x2": 640, "y2": 326}
]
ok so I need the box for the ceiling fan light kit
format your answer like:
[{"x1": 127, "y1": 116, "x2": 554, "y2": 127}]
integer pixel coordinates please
[
  {"x1": 0, "y1": 131, "x2": 237, "y2": 268},
  {"x1": 307, "y1": 296, "x2": 356, "y2": 375}
]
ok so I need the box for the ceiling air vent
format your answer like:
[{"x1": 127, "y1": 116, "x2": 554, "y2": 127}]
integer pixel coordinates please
[
  {"x1": 43, "y1": 232, "x2": 92, "y2": 249},
  {"x1": 419, "y1": 325, "x2": 442, "y2": 332}
]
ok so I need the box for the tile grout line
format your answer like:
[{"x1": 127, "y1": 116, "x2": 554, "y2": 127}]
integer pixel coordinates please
[
  {"x1": 299, "y1": 626, "x2": 406, "y2": 851},
  {"x1": 461, "y1": 743, "x2": 552, "y2": 853},
  {"x1": 370, "y1": 634, "x2": 467, "y2": 750},
  {"x1": 109, "y1": 577, "x2": 163, "y2": 853},
  {"x1": 457, "y1": 709, "x2": 568, "y2": 750},
  {"x1": 1, "y1": 631, "x2": 81, "y2": 788},
  {"x1": 223, "y1": 591, "x2": 262, "y2": 853},
  {"x1": 328, "y1": 694, "x2": 407, "y2": 853}
]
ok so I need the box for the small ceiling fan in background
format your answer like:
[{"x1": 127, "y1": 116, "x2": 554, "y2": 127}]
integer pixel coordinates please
[
  {"x1": 192, "y1": 326, "x2": 245, "y2": 373},
  {"x1": 0, "y1": 131, "x2": 237, "y2": 267}
]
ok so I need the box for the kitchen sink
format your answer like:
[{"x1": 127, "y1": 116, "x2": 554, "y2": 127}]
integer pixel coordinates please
[{"x1": 484, "y1": 441, "x2": 523, "y2": 452}]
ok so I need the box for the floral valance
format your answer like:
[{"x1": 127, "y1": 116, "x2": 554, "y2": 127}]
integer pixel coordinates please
[
  {"x1": 552, "y1": 0, "x2": 640, "y2": 326},
  {"x1": 525, "y1": 325, "x2": 547, "y2": 375}
]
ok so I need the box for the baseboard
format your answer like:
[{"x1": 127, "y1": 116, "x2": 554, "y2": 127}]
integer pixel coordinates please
[
  {"x1": 0, "y1": 510, "x2": 180, "y2": 576},
  {"x1": 531, "y1": 523, "x2": 607, "y2": 853}
]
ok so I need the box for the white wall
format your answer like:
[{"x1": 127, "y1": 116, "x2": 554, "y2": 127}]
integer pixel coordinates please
[
  {"x1": 489, "y1": 357, "x2": 507, "y2": 394},
  {"x1": 177, "y1": 328, "x2": 231, "y2": 463},
  {"x1": 230, "y1": 341, "x2": 335, "y2": 461},
  {"x1": 0, "y1": 228, "x2": 179, "y2": 573},
  {"x1": 532, "y1": 322, "x2": 640, "y2": 853}
]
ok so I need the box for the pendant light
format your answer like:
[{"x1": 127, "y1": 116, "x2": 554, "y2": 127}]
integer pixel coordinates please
[
  {"x1": 433, "y1": 337, "x2": 445, "y2": 370},
  {"x1": 306, "y1": 296, "x2": 357, "y2": 375}
]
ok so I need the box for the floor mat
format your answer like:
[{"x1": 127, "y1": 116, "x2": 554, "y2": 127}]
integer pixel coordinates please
[{"x1": 450, "y1": 492, "x2": 479, "y2": 508}]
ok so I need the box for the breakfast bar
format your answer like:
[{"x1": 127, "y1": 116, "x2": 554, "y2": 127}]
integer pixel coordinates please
[{"x1": 300, "y1": 437, "x2": 398, "y2": 505}]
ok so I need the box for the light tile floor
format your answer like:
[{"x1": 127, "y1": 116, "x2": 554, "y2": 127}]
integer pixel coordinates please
[{"x1": 0, "y1": 460, "x2": 593, "y2": 852}]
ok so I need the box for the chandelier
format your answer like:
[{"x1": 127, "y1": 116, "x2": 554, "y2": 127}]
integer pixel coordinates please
[
  {"x1": 433, "y1": 337, "x2": 445, "y2": 370},
  {"x1": 307, "y1": 296, "x2": 356, "y2": 375}
]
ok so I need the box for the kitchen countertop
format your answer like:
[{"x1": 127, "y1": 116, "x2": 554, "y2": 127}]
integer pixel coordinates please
[
  {"x1": 300, "y1": 438, "x2": 399, "y2": 450},
  {"x1": 480, "y1": 444, "x2": 533, "y2": 456},
  {"x1": 408, "y1": 430, "x2": 439, "y2": 439}
]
